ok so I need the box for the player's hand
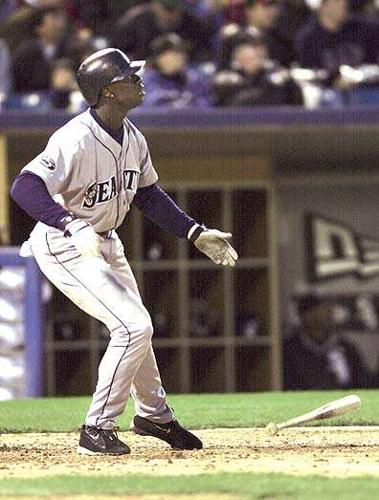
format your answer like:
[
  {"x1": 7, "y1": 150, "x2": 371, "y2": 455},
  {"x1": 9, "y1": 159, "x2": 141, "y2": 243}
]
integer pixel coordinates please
[
  {"x1": 64, "y1": 219, "x2": 102, "y2": 258},
  {"x1": 193, "y1": 228, "x2": 238, "y2": 266}
]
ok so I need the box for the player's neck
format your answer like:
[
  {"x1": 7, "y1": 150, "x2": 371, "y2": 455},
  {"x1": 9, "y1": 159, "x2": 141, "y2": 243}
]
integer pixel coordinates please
[{"x1": 94, "y1": 106, "x2": 125, "y2": 130}]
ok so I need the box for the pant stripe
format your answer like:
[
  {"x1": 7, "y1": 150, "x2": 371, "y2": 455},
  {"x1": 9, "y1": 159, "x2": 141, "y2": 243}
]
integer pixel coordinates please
[{"x1": 94, "y1": 346, "x2": 128, "y2": 427}]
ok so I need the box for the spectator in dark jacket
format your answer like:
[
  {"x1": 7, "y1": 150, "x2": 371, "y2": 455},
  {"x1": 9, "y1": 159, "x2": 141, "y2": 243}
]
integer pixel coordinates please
[
  {"x1": 12, "y1": 6, "x2": 69, "y2": 92},
  {"x1": 212, "y1": 37, "x2": 302, "y2": 106},
  {"x1": 70, "y1": 0, "x2": 128, "y2": 37},
  {"x1": 49, "y1": 57, "x2": 80, "y2": 110},
  {"x1": 283, "y1": 294, "x2": 374, "y2": 390},
  {"x1": 112, "y1": 0, "x2": 214, "y2": 63},
  {"x1": 295, "y1": 0, "x2": 379, "y2": 89},
  {"x1": 141, "y1": 33, "x2": 211, "y2": 109},
  {"x1": 218, "y1": 0, "x2": 296, "y2": 69}
]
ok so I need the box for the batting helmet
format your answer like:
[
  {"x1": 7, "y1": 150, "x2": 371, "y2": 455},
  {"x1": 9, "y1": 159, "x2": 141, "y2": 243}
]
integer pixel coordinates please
[{"x1": 77, "y1": 48, "x2": 145, "y2": 106}]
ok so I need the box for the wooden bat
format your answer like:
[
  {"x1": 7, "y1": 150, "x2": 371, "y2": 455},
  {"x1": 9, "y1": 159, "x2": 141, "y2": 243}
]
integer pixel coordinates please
[{"x1": 265, "y1": 394, "x2": 362, "y2": 435}]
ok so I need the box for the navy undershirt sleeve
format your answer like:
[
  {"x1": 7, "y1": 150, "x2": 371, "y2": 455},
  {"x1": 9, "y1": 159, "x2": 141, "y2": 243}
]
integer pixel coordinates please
[
  {"x1": 10, "y1": 171, "x2": 70, "y2": 230},
  {"x1": 133, "y1": 184, "x2": 197, "y2": 238}
]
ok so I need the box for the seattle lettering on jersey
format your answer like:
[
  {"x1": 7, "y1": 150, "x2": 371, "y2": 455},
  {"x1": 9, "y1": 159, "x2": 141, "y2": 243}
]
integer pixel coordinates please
[{"x1": 82, "y1": 169, "x2": 140, "y2": 208}]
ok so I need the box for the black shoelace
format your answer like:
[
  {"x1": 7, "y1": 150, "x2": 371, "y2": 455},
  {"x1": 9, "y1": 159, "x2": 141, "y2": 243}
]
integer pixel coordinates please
[{"x1": 102, "y1": 427, "x2": 119, "y2": 439}]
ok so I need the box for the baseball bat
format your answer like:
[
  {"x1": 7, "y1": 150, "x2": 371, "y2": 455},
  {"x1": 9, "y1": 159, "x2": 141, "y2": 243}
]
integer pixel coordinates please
[{"x1": 265, "y1": 394, "x2": 361, "y2": 435}]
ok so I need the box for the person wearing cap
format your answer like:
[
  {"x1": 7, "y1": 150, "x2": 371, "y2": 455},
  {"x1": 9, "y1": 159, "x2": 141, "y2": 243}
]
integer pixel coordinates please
[
  {"x1": 212, "y1": 37, "x2": 302, "y2": 106},
  {"x1": 295, "y1": 0, "x2": 379, "y2": 89},
  {"x1": 111, "y1": 0, "x2": 214, "y2": 63},
  {"x1": 217, "y1": 0, "x2": 295, "y2": 70},
  {"x1": 282, "y1": 294, "x2": 373, "y2": 390},
  {"x1": 141, "y1": 33, "x2": 211, "y2": 109}
]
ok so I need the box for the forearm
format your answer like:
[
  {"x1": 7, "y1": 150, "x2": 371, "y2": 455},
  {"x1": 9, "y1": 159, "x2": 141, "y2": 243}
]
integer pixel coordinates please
[
  {"x1": 10, "y1": 171, "x2": 70, "y2": 230},
  {"x1": 133, "y1": 184, "x2": 199, "y2": 238}
]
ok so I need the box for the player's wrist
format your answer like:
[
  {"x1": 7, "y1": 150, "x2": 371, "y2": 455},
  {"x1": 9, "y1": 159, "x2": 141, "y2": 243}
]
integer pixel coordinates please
[
  {"x1": 56, "y1": 213, "x2": 77, "y2": 233},
  {"x1": 187, "y1": 224, "x2": 206, "y2": 242}
]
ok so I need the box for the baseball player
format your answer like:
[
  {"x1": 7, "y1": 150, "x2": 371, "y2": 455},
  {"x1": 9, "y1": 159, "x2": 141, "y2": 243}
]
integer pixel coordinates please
[{"x1": 11, "y1": 48, "x2": 238, "y2": 455}]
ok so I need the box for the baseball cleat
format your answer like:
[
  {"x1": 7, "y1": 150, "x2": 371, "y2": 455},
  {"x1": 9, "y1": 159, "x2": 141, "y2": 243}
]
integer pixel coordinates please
[
  {"x1": 132, "y1": 415, "x2": 203, "y2": 450},
  {"x1": 77, "y1": 425, "x2": 131, "y2": 455}
]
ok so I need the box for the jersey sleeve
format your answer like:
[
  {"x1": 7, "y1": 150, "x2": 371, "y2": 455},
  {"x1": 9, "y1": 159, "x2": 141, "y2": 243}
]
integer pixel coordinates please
[
  {"x1": 21, "y1": 133, "x2": 79, "y2": 196},
  {"x1": 137, "y1": 133, "x2": 158, "y2": 188}
]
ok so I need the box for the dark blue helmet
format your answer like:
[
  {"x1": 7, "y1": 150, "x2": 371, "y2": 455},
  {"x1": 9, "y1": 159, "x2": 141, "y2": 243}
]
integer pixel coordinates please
[{"x1": 77, "y1": 48, "x2": 145, "y2": 106}]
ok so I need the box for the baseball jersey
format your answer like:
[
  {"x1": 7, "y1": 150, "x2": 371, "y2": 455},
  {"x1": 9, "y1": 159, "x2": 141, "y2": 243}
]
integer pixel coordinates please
[{"x1": 22, "y1": 109, "x2": 158, "y2": 233}]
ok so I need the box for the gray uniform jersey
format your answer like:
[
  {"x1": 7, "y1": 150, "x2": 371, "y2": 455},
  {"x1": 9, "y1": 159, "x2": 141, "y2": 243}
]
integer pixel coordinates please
[{"x1": 22, "y1": 109, "x2": 158, "y2": 232}]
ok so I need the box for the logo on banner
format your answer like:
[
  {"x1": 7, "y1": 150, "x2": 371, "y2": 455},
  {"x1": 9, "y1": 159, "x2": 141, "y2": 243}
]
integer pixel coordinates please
[{"x1": 305, "y1": 214, "x2": 379, "y2": 282}]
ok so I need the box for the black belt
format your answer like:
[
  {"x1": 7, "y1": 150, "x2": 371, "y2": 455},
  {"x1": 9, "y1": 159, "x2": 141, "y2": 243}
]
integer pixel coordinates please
[{"x1": 98, "y1": 230, "x2": 113, "y2": 239}]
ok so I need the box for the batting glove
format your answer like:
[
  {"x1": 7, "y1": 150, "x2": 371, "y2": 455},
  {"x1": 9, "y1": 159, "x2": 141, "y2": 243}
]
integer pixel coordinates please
[
  {"x1": 189, "y1": 226, "x2": 238, "y2": 266},
  {"x1": 64, "y1": 218, "x2": 102, "y2": 258}
]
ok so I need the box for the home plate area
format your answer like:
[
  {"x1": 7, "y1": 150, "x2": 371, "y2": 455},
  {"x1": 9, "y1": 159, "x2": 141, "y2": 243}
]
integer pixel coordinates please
[{"x1": 1, "y1": 427, "x2": 379, "y2": 478}]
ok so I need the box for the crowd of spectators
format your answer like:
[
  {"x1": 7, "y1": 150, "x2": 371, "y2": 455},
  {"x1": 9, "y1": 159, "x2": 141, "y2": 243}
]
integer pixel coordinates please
[{"x1": 0, "y1": 0, "x2": 378, "y2": 111}]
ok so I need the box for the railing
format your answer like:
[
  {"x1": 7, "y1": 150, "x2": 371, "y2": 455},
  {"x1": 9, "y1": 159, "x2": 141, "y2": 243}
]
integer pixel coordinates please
[{"x1": 0, "y1": 105, "x2": 379, "y2": 131}]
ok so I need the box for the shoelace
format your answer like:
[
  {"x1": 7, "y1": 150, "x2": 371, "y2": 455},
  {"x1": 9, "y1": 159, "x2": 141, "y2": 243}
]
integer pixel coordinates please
[
  {"x1": 102, "y1": 427, "x2": 119, "y2": 440},
  {"x1": 88, "y1": 426, "x2": 119, "y2": 440}
]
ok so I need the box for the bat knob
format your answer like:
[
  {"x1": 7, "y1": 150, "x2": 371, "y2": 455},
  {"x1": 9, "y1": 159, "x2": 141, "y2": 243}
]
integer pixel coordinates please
[{"x1": 265, "y1": 422, "x2": 278, "y2": 436}]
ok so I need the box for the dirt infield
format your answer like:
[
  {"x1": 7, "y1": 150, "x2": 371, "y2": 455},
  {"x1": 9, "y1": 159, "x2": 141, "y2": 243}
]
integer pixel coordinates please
[{"x1": 1, "y1": 427, "x2": 379, "y2": 479}]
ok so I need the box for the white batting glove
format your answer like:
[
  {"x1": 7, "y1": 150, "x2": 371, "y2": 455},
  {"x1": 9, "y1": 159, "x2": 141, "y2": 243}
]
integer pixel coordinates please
[
  {"x1": 190, "y1": 226, "x2": 238, "y2": 266},
  {"x1": 64, "y1": 219, "x2": 101, "y2": 258}
]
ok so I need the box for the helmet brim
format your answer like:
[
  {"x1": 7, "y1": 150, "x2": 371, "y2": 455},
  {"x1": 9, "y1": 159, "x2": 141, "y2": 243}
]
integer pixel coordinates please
[{"x1": 111, "y1": 60, "x2": 146, "y2": 82}]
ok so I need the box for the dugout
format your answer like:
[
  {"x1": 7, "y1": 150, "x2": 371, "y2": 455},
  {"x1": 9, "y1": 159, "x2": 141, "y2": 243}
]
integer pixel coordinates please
[{"x1": 1, "y1": 106, "x2": 378, "y2": 396}]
